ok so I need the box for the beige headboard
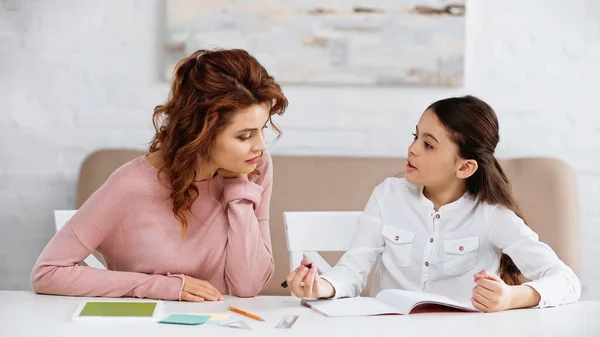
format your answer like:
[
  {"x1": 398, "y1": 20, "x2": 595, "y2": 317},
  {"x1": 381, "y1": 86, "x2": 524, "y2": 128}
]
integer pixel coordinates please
[{"x1": 76, "y1": 149, "x2": 580, "y2": 296}]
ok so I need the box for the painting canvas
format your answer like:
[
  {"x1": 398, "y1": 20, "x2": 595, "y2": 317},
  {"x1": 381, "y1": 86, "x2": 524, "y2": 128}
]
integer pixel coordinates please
[{"x1": 165, "y1": 0, "x2": 465, "y2": 87}]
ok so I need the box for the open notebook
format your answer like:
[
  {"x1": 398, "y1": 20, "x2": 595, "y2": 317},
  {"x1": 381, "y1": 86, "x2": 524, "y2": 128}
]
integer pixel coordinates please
[{"x1": 301, "y1": 289, "x2": 478, "y2": 317}]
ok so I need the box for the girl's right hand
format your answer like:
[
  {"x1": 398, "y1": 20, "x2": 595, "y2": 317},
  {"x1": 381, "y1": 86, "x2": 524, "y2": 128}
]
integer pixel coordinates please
[
  {"x1": 285, "y1": 258, "x2": 336, "y2": 299},
  {"x1": 181, "y1": 275, "x2": 225, "y2": 302}
]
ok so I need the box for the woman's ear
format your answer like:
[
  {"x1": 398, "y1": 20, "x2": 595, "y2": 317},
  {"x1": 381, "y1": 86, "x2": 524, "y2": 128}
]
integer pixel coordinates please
[{"x1": 456, "y1": 159, "x2": 478, "y2": 179}]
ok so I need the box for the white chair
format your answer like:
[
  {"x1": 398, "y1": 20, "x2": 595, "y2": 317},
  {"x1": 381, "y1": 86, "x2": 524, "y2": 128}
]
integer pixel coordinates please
[
  {"x1": 283, "y1": 211, "x2": 362, "y2": 275},
  {"x1": 53, "y1": 210, "x2": 106, "y2": 270}
]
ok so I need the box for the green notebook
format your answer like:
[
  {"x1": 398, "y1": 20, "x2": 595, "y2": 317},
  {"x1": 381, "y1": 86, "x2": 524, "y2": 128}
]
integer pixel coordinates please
[{"x1": 77, "y1": 302, "x2": 157, "y2": 317}]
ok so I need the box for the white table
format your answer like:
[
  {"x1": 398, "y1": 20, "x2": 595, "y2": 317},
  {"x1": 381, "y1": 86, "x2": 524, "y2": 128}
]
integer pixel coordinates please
[{"x1": 1, "y1": 291, "x2": 599, "y2": 337}]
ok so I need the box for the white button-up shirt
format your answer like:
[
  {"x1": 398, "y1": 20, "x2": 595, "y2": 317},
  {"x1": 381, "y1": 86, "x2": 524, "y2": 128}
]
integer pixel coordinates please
[{"x1": 321, "y1": 178, "x2": 581, "y2": 308}]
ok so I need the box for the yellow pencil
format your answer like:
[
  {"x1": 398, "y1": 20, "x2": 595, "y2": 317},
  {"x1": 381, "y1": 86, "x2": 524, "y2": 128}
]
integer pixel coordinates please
[{"x1": 228, "y1": 306, "x2": 265, "y2": 321}]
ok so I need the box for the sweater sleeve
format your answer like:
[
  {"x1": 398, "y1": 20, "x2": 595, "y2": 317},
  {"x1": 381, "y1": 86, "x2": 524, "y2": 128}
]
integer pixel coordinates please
[
  {"x1": 222, "y1": 152, "x2": 275, "y2": 297},
  {"x1": 31, "y1": 166, "x2": 184, "y2": 301}
]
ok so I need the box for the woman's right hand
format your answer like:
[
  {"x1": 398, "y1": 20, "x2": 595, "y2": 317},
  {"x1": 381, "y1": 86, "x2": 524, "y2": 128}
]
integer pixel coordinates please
[
  {"x1": 217, "y1": 168, "x2": 249, "y2": 181},
  {"x1": 181, "y1": 275, "x2": 225, "y2": 302},
  {"x1": 285, "y1": 258, "x2": 335, "y2": 299}
]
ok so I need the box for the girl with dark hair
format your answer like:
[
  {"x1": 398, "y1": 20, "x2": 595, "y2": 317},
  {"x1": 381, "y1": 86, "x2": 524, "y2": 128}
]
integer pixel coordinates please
[{"x1": 286, "y1": 95, "x2": 580, "y2": 312}]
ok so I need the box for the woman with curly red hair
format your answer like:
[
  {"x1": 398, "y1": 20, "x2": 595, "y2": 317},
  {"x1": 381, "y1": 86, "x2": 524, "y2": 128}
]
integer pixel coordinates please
[{"x1": 31, "y1": 49, "x2": 288, "y2": 301}]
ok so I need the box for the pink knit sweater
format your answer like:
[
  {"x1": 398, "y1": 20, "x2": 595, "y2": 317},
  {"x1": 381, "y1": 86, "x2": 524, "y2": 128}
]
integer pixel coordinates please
[{"x1": 31, "y1": 152, "x2": 275, "y2": 300}]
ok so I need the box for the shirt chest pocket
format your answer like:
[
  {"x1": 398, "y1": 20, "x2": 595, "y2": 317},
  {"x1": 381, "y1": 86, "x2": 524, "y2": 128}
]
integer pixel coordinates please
[
  {"x1": 443, "y1": 237, "x2": 480, "y2": 276},
  {"x1": 381, "y1": 225, "x2": 415, "y2": 268}
]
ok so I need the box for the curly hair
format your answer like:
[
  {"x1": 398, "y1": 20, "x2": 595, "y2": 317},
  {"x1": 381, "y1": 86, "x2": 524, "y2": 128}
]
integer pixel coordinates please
[{"x1": 149, "y1": 49, "x2": 288, "y2": 233}]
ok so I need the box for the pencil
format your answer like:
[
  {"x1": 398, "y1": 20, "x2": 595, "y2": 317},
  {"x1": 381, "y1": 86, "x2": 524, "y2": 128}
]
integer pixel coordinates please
[{"x1": 228, "y1": 306, "x2": 265, "y2": 321}]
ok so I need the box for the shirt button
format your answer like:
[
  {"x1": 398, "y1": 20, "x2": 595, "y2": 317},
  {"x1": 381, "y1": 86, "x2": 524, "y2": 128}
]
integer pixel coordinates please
[
  {"x1": 429, "y1": 238, "x2": 434, "y2": 243},
  {"x1": 394, "y1": 236, "x2": 399, "y2": 241},
  {"x1": 425, "y1": 261, "x2": 430, "y2": 267},
  {"x1": 435, "y1": 214, "x2": 440, "y2": 219},
  {"x1": 459, "y1": 246, "x2": 464, "y2": 251}
]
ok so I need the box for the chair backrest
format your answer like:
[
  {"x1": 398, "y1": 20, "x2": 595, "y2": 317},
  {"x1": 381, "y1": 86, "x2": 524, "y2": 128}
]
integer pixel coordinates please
[
  {"x1": 53, "y1": 210, "x2": 106, "y2": 270},
  {"x1": 283, "y1": 211, "x2": 362, "y2": 275},
  {"x1": 74, "y1": 149, "x2": 581, "y2": 296}
]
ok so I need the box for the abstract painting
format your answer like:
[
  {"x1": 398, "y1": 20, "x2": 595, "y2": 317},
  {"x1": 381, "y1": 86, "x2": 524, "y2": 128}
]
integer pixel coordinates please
[{"x1": 165, "y1": 0, "x2": 465, "y2": 86}]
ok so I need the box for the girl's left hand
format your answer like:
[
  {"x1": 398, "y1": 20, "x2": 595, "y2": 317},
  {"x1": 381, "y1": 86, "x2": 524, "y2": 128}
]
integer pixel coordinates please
[{"x1": 471, "y1": 270, "x2": 515, "y2": 312}]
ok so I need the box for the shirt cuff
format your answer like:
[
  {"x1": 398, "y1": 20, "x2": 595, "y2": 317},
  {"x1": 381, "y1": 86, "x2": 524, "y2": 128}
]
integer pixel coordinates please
[
  {"x1": 320, "y1": 269, "x2": 356, "y2": 299},
  {"x1": 522, "y1": 281, "x2": 548, "y2": 308},
  {"x1": 167, "y1": 272, "x2": 186, "y2": 301}
]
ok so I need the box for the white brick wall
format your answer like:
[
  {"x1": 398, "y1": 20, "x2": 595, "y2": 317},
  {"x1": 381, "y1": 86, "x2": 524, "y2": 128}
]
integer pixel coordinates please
[{"x1": 1, "y1": 0, "x2": 599, "y2": 299}]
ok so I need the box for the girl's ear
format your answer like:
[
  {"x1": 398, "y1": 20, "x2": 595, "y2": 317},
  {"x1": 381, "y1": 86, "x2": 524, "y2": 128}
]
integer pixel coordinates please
[{"x1": 457, "y1": 159, "x2": 478, "y2": 179}]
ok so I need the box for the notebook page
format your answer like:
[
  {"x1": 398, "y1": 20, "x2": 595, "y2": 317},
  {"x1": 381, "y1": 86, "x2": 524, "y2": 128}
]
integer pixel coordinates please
[
  {"x1": 302, "y1": 297, "x2": 402, "y2": 317},
  {"x1": 376, "y1": 289, "x2": 476, "y2": 312}
]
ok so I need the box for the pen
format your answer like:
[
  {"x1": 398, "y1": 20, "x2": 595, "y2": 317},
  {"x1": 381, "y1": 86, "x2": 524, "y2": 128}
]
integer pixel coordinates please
[
  {"x1": 280, "y1": 263, "x2": 312, "y2": 288},
  {"x1": 228, "y1": 306, "x2": 265, "y2": 321}
]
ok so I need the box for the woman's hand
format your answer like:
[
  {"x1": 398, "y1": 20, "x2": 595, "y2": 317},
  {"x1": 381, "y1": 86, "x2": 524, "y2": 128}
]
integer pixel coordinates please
[
  {"x1": 217, "y1": 168, "x2": 248, "y2": 181},
  {"x1": 181, "y1": 275, "x2": 225, "y2": 302}
]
